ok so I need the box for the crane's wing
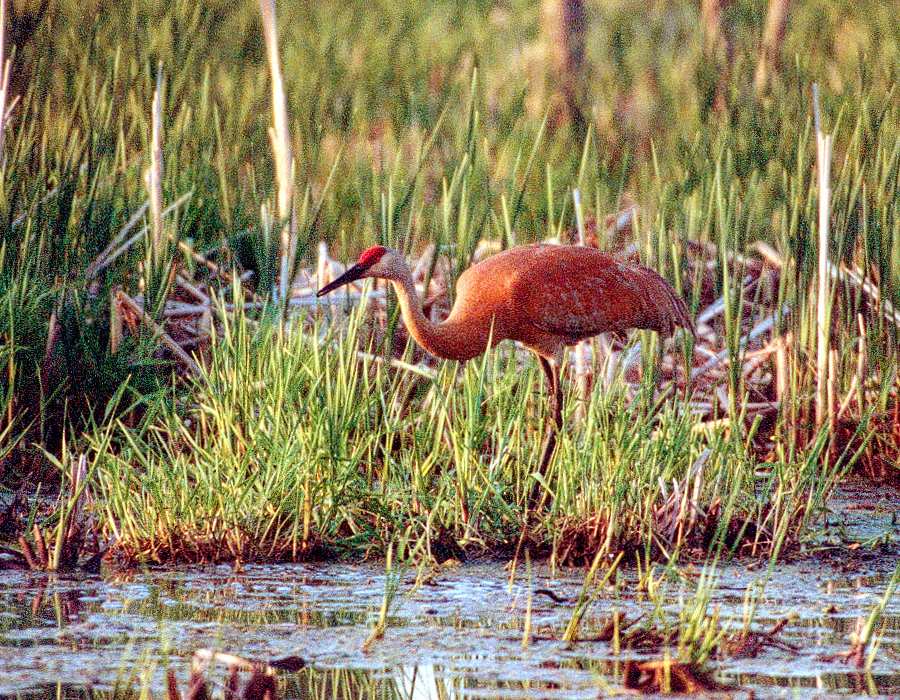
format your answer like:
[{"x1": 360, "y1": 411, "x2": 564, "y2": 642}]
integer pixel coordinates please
[{"x1": 511, "y1": 249, "x2": 693, "y2": 343}]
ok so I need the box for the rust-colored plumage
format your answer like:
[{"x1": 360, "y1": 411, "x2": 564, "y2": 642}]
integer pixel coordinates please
[{"x1": 318, "y1": 243, "x2": 693, "y2": 504}]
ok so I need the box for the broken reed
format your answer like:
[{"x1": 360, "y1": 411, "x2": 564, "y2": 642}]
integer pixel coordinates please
[
  {"x1": 258, "y1": 0, "x2": 296, "y2": 305},
  {"x1": 813, "y1": 83, "x2": 834, "y2": 432}
]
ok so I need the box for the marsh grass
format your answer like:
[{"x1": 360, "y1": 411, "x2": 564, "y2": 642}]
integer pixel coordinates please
[
  {"x1": 84, "y1": 293, "x2": 852, "y2": 562},
  {"x1": 829, "y1": 563, "x2": 900, "y2": 670}
]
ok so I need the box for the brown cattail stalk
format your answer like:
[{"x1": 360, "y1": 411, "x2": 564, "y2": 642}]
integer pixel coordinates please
[
  {"x1": 166, "y1": 670, "x2": 182, "y2": 700},
  {"x1": 701, "y1": 0, "x2": 728, "y2": 55},
  {"x1": 32, "y1": 524, "x2": 47, "y2": 565},
  {"x1": 259, "y1": 0, "x2": 296, "y2": 303},
  {"x1": 542, "y1": 0, "x2": 587, "y2": 134},
  {"x1": 754, "y1": 0, "x2": 791, "y2": 93},
  {"x1": 17, "y1": 535, "x2": 38, "y2": 569},
  {"x1": 701, "y1": 0, "x2": 732, "y2": 110},
  {"x1": 560, "y1": 0, "x2": 586, "y2": 133},
  {"x1": 813, "y1": 84, "x2": 833, "y2": 430}
]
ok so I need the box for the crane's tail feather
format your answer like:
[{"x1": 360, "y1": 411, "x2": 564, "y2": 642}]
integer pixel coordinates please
[{"x1": 634, "y1": 265, "x2": 695, "y2": 338}]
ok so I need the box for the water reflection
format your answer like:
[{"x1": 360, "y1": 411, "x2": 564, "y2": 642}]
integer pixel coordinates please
[
  {"x1": 3, "y1": 663, "x2": 898, "y2": 700},
  {"x1": 0, "y1": 555, "x2": 897, "y2": 699}
]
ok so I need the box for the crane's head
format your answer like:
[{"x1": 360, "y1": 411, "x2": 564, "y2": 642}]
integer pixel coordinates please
[{"x1": 316, "y1": 245, "x2": 401, "y2": 297}]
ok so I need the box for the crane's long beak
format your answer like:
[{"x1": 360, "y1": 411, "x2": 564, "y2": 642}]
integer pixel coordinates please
[{"x1": 316, "y1": 263, "x2": 366, "y2": 297}]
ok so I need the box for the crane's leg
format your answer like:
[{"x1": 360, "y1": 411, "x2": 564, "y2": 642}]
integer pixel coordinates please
[{"x1": 529, "y1": 356, "x2": 563, "y2": 508}]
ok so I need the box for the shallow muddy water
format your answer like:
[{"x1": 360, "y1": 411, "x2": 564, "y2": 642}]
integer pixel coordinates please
[{"x1": 1, "y1": 486, "x2": 898, "y2": 699}]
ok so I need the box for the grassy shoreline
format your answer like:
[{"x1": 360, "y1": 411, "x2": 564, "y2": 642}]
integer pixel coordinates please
[{"x1": 79, "y1": 302, "x2": 846, "y2": 566}]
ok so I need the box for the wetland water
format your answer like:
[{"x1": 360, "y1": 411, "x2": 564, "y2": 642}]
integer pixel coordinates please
[{"x1": 1, "y1": 487, "x2": 898, "y2": 699}]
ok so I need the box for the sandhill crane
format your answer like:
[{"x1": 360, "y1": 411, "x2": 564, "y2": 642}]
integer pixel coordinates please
[{"x1": 318, "y1": 243, "x2": 693, "y2": 505}]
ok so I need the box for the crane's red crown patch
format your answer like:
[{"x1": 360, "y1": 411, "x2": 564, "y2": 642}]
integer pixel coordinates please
[{"x1": 358, "y1": 245, "x2": 387, "y2": 267}]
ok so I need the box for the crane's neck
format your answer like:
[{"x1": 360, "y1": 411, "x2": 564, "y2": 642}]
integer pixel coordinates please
[{"x1": 389, "y1": 268, "x2": 493, "y2": 362}]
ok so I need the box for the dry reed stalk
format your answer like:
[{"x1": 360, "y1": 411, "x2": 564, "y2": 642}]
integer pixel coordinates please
[
  {"x1": 813, "y1": 84, "x2": 834, "y2": 429},
  {"x1": 86, "y1": 201, "x2": 150, "y2": 278},
  {"x1": 690, "y1": 304, "x2": 789, "y2": 381},
  {"x1": 839, "y1": 263, "x2": 900, "y2": 329},
  {"x1": 855, "y1": 313, "x2": 866, "y2": 410},
  {"x1": 317, "y1": 241, "x2": 331, "y2": 291},
  {"x1": 65, "y1": 454, "x2": 87, "y2": 545},
  {"x1": 754, "y1": 0, "x2": 791, "y2": 93},
  {"x1": 572, "y1": 189, "x2": 590, "y2": 418},
  {"x1": 192, "y1": 649, "x2": 304, "y2": 675},
  {"x1": 0, "y1": 0, "x2": 10, "y2": 161},
  {"x1": 176, "y1": 237, "x2": 241, "y2": 285},
  {"x1": 175, "y1": 275, "x2": 214, "y2": 341},
  {"x1": 164, "y1": 288, "x2": 387, "y2": 315},
  {"x1": 176, "y1": 275, "x2": 211, "y2": 305},
  {"x1": 259, "y1": 0, "x2": 296, "y2": 303},
  {"x1": 828, "y1": 348, "x2": 837, "y2": 455},
  {"x1": 109, "y1": 288, "x2": 123, "y2": 354},
  {"x1": 698, "y1": 276, "x2": 755, "y2": 327},
  {"x1": 837, "y1": 372, "x2": 859, "y2": 420},
  {"x1": 774, "y1": 332, "x2": 789, "y2": 402},
  {"x1": 116, "y1": 291, "x2": 200, "y2": 374},
  {"x1": 754, "y1": 240, "x2": 899, "y2": 329},
  {"x1": 689, "y1": 239, "x2": 765, "y2": 271},
  {"x1": 88, "y1": 191, "x2": 193, "y2": 277},
  {"x1": 356, "y1": 350, "x2": 437, "y2": 380},
  {"x1": 741, "y1": 341, "x2": 778, "y2": 378},
  {"x1": 145, "y1": 66, "x2": 165, "y2": 265},
  {"x1": 752, "y1": 240, "x2": 783, "y2": 268},
  {"x1": 42, "y1": 308, "x2": 59, "y2": 380}
]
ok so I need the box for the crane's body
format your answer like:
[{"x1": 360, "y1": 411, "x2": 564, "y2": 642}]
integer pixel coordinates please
[
  {"x1": 318, "y1": 243, "x2": 693, "y2": 505},
  {"x1": 414, "y1": 244, "x2": 692, "y2": 361}
]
